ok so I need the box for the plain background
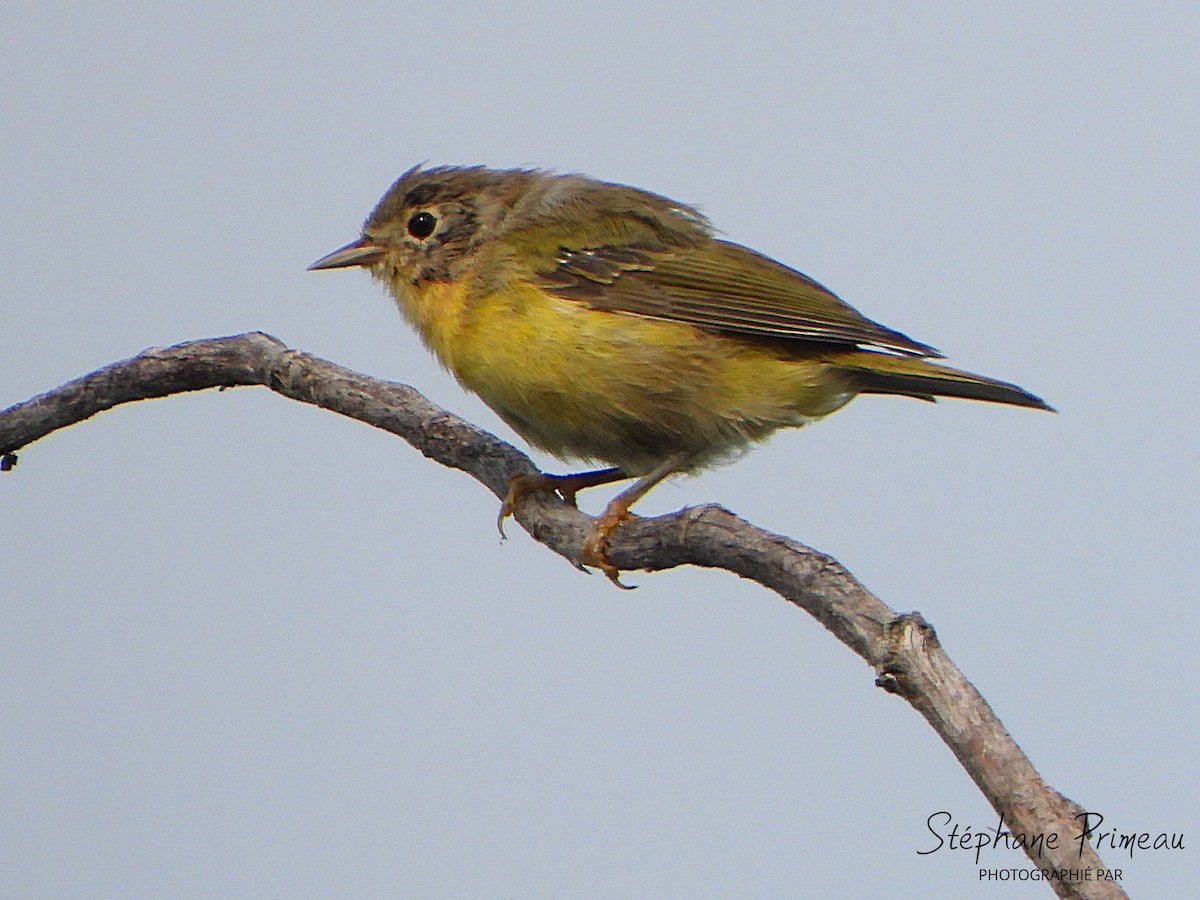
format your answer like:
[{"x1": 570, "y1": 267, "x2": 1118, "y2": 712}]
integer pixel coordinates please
[{"x1": 3, "y1": 3, "x2": 1197, "y2": 897}]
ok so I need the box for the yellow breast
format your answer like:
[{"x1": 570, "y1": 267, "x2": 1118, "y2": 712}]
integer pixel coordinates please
[{"x1": 385, "y1": 270, "x2": 853, "y2": 473}]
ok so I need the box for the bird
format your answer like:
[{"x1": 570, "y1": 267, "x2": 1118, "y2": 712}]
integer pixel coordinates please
[{"x1": 309, "y1": 164, "x2": 1051, "y2": 586}]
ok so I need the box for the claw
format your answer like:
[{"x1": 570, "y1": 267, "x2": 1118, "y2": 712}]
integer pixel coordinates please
[
  {"x1": 581, "y1": 506, "x2": 637, "y2": 589},
  {"x1": 498, "y1": 473, "x2": 558, "y2": 539}
]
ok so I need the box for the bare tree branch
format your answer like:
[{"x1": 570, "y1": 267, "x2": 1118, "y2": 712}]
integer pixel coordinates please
[{"x1": 1, "y1": 333, "x2": 1126, "y2": 899}]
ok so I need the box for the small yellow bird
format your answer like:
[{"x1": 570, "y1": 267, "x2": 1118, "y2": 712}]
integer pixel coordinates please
[{"x1": 310, "y1": 165, "x2": 1051, "y2": 586}]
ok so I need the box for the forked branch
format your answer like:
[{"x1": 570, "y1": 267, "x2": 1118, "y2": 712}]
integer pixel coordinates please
[{"x1": 0, "y1": 332, "x2": 1125, "y2": 900}]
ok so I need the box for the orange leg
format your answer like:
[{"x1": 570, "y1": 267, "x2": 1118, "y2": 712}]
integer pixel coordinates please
[
  {"x1": 498, "y1": 467, "x2": 628, "y2": 537},
  {"x1": 579, "y1": 452, "x2": 693, "y2": 589}
]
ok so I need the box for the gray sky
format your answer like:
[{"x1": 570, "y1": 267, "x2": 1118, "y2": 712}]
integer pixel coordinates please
[{"x1": 3, "y1": 2, "x2": 1196, "y2": 897}]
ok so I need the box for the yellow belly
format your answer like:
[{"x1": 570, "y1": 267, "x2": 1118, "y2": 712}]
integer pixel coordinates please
[{"x1": 387, "y1": 275, "x2": 854, "y2": 473}]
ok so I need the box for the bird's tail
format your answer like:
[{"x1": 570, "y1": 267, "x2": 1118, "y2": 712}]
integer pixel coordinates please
[{"x1": 833, "y1": 351, "x2": 1054, "y2": 411}]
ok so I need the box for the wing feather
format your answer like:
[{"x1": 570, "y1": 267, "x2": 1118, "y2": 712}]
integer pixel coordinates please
[{"x1": 537, "y1": 239, "x2": 940, "y2": 357}]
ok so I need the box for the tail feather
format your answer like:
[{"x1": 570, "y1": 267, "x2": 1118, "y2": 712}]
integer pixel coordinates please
[{"x1": 834, "y1": 352, "x2": 1054, "y2": 411}]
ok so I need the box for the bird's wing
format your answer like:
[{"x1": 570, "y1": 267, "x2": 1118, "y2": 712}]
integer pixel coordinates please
[{"x1": 536, "y1": 238, "x2": 941, "y2": 358}]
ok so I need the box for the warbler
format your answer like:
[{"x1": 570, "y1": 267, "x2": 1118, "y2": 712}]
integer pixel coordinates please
[{"x1": 310, "y1": 165, "x2": 1051, "y2": 586}]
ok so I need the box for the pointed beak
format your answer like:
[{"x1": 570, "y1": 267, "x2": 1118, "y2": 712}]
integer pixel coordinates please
[{"x1": 307, "y1": 237, "x2": 386, "y2": 271}]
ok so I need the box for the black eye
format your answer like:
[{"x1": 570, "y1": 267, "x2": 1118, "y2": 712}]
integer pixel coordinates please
[{"x1": 407, "y1": 211, "x2": 437, "y2": 239}]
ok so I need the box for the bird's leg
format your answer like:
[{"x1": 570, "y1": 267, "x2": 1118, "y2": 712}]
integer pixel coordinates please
[
  {"x1": 581, "y1": 452, "x2": 693, "y2": 589},
  {"x1": 498, "y1": 467, "x2": 628, "y2": 537}
]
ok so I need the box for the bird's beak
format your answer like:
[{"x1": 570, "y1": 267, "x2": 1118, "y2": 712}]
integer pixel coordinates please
[{"x1": 307, "y1": 237, "x2": 386, "y2": 271}]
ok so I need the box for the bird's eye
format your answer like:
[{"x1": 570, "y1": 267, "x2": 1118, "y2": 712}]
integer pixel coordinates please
[{"x1": 407, "y1": 211, "x2": 437, "y2": 239}]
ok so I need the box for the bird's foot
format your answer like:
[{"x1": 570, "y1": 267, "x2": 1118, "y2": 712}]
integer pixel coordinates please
[
  {"x1": 498, "y1": 473, "x2": 564, "y2": 538},
  {"x1": 581, "y1": 505, "x2": 637, "y2": 590},
  {"x1": 498, "y1": 468, "x2": 628, "y2": 538}
]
